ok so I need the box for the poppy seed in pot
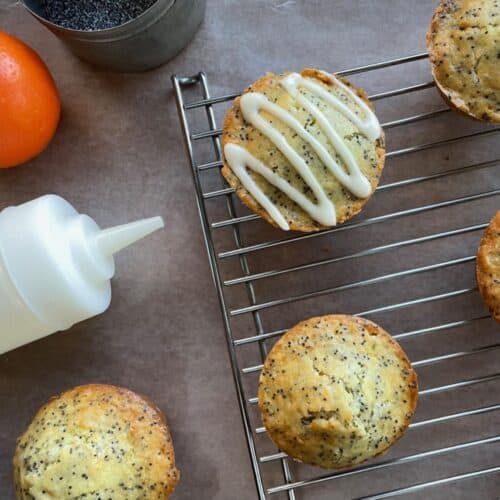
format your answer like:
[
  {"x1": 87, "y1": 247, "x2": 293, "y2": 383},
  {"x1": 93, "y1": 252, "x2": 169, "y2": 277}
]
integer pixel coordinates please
[{"x1": 40, "y1": 0, "x2": 158, "y2": 31}]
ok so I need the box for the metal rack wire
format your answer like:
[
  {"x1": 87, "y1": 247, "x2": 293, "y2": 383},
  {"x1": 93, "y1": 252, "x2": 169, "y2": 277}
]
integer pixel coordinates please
[{"x1": 172, "y1": 52, "x2": 500, "y2": 499}]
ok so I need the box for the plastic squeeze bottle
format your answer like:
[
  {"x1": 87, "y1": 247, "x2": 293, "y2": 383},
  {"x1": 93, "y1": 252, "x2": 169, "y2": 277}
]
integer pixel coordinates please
[{"x1": 0, "y1": 194, "x2": 164, "y2": 354}]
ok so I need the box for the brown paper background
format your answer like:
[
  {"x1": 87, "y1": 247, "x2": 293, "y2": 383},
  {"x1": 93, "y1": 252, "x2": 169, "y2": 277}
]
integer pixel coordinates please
[{"x1": 0, "y1": 1, "x2": 499, "y2": 498}]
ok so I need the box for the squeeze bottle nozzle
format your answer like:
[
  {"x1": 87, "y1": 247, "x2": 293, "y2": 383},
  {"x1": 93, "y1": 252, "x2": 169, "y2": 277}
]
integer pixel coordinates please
[
  {"x1": 0, "y1": 195, "x2": 164, "y2": 354},
  {"x1": 97, "y1": 217, "x2": 164, "y2": 257}
]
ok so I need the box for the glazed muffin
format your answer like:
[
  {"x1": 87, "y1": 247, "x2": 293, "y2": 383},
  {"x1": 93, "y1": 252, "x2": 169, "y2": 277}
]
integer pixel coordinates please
[
  {"x1": 258, "y1": 315, "x2": 418, "y2": 469},
  {"x1": 476, "y1": 211, "x2": 500, "y2": 322},
  {"x1": 427, "y1": 0, "x2": 500, "y2": 122},
  {"x1": 13, "y1": 384, "x2": 179, "y2": 499},
  {"x1": 222, "y1": 69, "x2": 385, "y2": 232}
]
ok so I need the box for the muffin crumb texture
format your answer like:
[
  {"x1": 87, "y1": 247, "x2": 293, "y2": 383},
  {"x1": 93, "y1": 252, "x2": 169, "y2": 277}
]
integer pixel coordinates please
[
  {"x1": 477, "y1": 211, "x2": 500, "y2": 322},
  {"x1": 258, "y1": 315, "x2": 418, "y2": 469},
  {"x1": 13, "y1": 384, "x2": 179, "y2": 499},
  {"x1": 427, "y1": 0, "x2": 500, "y2": 122}
]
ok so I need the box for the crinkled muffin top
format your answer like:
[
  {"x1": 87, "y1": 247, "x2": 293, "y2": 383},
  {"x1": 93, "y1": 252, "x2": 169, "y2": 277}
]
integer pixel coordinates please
[
  {"x1": 259, "y1": 315, "x2": 418, "y2": 469},
  {"x1": 13, "y1": 384, "x2": 179, "y2": 499},
  {"x1": 427, "y1": 0, "x2": 500, "y2": 122}
]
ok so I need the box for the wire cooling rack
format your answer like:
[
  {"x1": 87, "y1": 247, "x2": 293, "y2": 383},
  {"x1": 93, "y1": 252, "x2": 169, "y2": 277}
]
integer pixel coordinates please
[{"x1": 172, "y1": 53, "x2": 500, "y2": 499}]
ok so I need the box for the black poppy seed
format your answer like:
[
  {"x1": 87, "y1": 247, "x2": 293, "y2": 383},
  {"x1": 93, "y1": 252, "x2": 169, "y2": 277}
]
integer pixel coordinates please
[{"x1": 40, "y1": 0, "x2": 157, "y2": 31}]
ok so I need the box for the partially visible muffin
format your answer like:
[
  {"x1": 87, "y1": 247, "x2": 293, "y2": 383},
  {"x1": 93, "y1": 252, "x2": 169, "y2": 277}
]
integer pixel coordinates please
[
  {"x1": 477, "y1": 211, "x2": 500, "y2": 322},
  {"x1": 427, "y1": 0, "x2": 500, "y2": 122},
  {"x1": 258, "y1": 315, "x2": 418, "y2": 469},
  {"x1": 13, "y1": 384, "x2": 179, "y2": 499},
  {"x1": 222, "y1": 69, "x2": 385, "y2": 232}
]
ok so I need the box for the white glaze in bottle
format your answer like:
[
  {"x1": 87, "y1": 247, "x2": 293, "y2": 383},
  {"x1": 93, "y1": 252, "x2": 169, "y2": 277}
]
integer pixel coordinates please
[
  {"x1": 0, "y1": 195, "x2": 164, "y2": 354},
  {"x1": 224, "y1": 71, "x2": 382, "y2": 230}
]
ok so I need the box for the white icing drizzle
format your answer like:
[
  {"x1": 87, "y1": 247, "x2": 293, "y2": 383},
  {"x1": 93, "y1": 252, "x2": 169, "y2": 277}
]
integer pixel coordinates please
[{"x1": 224, "y1": 71, "x2": 382, "y2": 230}]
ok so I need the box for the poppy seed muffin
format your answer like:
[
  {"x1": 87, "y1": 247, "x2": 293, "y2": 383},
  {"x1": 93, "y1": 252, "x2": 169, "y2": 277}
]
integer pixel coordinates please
[
  {"x1": 426, "y1": 0, "x2": 500, "y2": 122},
  {"x1": 13, "y1": 384, "x2": 179, "y2": 499},
  {"x1": 222, "y1": 69, "x2": 385, "y2": 232},
  {"x1": 476, "y1": 211, "x2": 500, "y2": 322},
  {"x1": 258, "y1": 315, "x2": 418, "y2": 469}
]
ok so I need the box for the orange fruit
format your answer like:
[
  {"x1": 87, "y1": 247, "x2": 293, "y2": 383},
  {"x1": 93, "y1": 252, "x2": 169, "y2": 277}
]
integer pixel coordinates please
[{"x1": 0, "y1": 32, "x2": 61, "y2": 168}]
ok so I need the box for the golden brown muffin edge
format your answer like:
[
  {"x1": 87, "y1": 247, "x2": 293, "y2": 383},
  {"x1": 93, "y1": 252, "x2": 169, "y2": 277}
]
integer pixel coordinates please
[{"x1": 476, "y1": 211, "x2": 500, "y2": 322}]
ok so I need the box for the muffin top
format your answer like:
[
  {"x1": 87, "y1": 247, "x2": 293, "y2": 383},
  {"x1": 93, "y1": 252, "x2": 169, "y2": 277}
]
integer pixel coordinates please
[
  {"x1": 427, "y1": 0, "x2": 500, "y2": 122},
  {"x1": 13, "y1": 384, "x2": 179, "y2": 499},
  {"x1": 476, "y1": 211, "x2": 500, "y2": 322},
  {"x1": 222, "y1": 69, "x2": 385, "y2": 232},
  {"x1": 258, "y1": 315, "x2": 418, "y2": 469}
]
